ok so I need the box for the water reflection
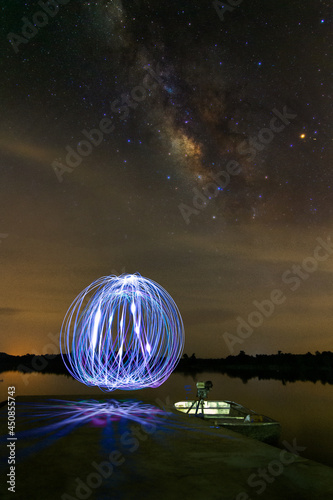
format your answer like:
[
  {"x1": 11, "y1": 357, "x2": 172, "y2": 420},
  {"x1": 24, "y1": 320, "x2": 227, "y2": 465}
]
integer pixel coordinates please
[
  {"x1": 0, "y1": 397, "x2": 236, "y2": 469},
  {"x1": 27, "y1": 398, "x2": 168, "y2": 428},
  {"x1": 1, "y1": 371, "x2": 332, "y2": 468},
  {"x1": 0, "y1": 398, "x2": 170, "y2": 464}
]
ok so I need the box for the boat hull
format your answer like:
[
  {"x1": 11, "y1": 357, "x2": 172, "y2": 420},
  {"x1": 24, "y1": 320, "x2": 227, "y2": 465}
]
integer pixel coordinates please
[{"x1": 174, "y1": 400, "x2": 281, "y2": 444}]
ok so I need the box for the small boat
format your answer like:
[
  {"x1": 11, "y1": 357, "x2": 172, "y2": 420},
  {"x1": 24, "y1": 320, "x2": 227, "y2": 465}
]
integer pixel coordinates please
[{"x1": 174, "y1": 399, "x2": 281, "y2": 443}]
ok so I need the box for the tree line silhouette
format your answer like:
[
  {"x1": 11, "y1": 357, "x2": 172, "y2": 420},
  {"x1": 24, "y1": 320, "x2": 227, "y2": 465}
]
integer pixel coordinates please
[
  {"x1": 0, "y1": 350, "x2": 332, "y2": 384},
  {"x1": 178, "y1": 351, "x2": 333, "y2": 384}
]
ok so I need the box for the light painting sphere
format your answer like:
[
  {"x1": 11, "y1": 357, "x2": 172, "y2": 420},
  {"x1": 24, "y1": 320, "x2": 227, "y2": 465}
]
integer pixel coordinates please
[{"x1": 59, "y1": 273, "x2": 185, "y2": 391}]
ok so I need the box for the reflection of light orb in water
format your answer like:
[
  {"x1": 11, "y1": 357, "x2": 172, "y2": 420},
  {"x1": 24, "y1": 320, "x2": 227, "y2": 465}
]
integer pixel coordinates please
[{"x1": 60, "y1": 273, "x2": 185, "y2": 391}]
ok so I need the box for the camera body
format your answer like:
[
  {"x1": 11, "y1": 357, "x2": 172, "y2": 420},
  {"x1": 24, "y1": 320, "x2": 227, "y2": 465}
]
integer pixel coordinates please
[{"x1": 196, "y1": 380, "x2": 213, "y2": 400}]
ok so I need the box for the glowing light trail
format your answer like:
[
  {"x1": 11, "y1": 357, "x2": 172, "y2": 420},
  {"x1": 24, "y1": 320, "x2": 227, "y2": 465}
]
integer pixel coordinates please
[{"x1": 60, "y1": 273, "x2": 185, "y2": 391}]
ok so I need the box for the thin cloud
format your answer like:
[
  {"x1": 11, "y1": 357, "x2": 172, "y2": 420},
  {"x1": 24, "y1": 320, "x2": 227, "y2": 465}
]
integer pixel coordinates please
[{"x1": 0, "y1": 307, "x2": 22, "y2": 316}]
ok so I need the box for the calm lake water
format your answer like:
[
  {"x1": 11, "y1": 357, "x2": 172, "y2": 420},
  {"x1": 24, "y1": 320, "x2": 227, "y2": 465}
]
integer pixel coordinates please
[{"x1": 1, "y1": 370, "x2": 333, "y2": 468}]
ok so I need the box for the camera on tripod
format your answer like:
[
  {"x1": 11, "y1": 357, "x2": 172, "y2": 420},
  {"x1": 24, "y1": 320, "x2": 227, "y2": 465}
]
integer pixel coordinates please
[{"x1": 196, "y1": 380, "x2": 213, "y2": 400}]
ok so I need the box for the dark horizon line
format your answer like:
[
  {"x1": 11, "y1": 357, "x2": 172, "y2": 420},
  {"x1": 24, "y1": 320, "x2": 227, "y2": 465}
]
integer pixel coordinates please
[
  {"x1": 1, "y1": 350, "x2": 332, "y2": 385},
  {"x1": 1, "y1": 350, "x2": 333, "y2": 359}
]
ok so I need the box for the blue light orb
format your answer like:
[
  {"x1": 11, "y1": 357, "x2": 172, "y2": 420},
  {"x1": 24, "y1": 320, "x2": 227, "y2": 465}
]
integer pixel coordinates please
[{"x1": 60, "y1": 273, "x2": 185, "y2": 391}]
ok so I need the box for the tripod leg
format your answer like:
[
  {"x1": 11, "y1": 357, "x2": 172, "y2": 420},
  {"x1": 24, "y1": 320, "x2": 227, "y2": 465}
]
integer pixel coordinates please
[{"x1": 186, "y1": 399, "x2": 197, "y2": 414}]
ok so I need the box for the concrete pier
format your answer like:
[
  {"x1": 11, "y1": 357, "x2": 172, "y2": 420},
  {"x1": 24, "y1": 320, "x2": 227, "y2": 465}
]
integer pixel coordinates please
[{"x1": 1, "y1": 395, "x2": 333, "y2": 500}]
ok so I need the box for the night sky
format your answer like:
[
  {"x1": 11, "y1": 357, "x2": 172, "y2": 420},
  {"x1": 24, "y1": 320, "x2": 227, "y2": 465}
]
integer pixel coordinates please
[{"x1": 0, "y1": 0, "x2": 332, "y2": 357}]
